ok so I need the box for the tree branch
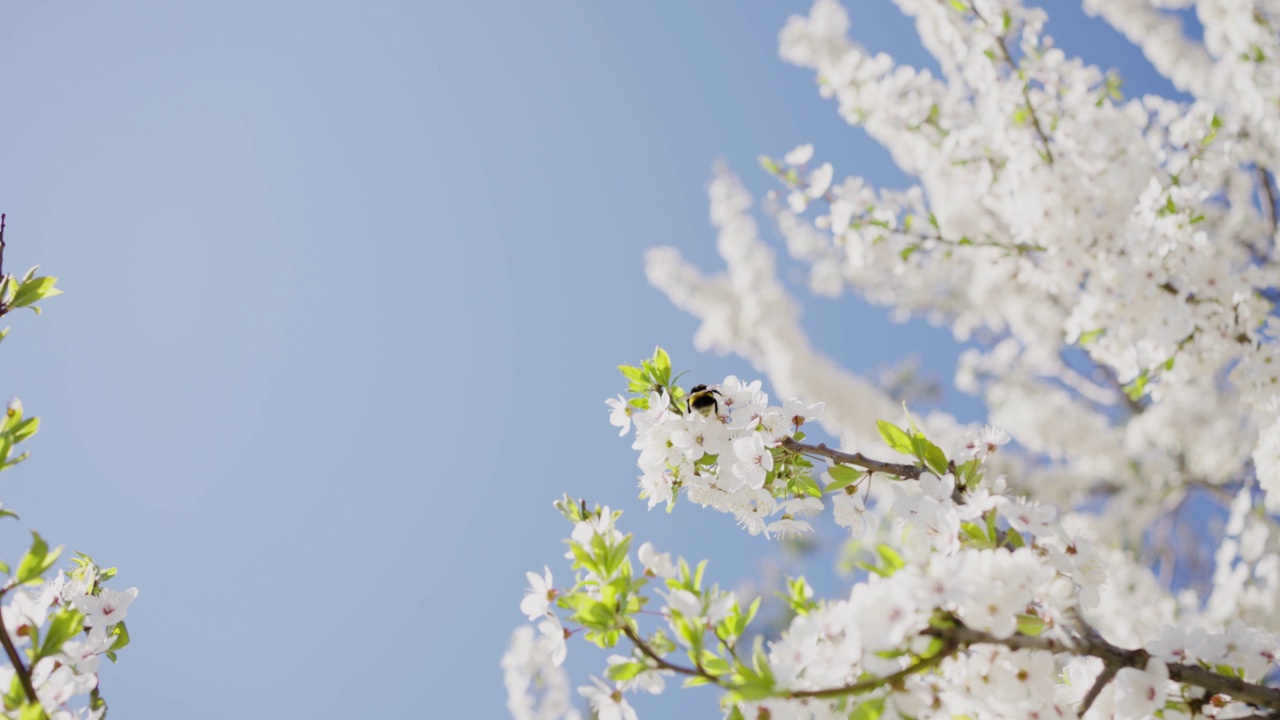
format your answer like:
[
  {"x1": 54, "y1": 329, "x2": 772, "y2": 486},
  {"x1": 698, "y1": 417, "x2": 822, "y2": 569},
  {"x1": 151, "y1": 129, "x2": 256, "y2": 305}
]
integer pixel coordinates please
[
  {"x1": 1260, "y1": 166, "x2": 1278, "y2": 238},
  {"x1": 620, "y1": 622, "x2": 960, "y2": 702},
  {"x1": 930, "y1": 623, "x2": 1280, "y2": 713},
  {"x1": 1078, "y1": 663, "x2": 1118, "y2": 715},
  {"x1": 0, "y1": 213, "x2": 7, "y2": 281},
  {"x1": 786, "y1": 638, "x2": 959, "y2": 699},
  {"x1": 779, "y1": 436, "x2": 923, "y2": 480},
  {"x1": 969, "y1": 6, "x2": 1054, "y2": 163},
  {"x1": 622, "y1": 624, "x2": 728, "y2": 689},
  {"x1": 0, "y1": 588, "x2": 39, "y2": 707}
]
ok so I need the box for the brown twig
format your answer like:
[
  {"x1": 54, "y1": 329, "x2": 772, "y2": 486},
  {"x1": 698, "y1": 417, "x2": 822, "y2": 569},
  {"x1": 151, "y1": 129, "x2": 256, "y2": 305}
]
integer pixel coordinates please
[
  {"x1": 1260, "y1": 167, "x2": 1278, "y2": 237},
  {"x1": 622, "y1": 618, "x2": 959, "y2": 701},
  {"x1": 1078, "y1": 663, "x2": 1118, "y2": 715},
  {"x1": 622, "y1": 624, "x2": 728, "y2": 689},
  {"x1": 930, "y1": 623, "x2": 1280, "y2": 713},
  {"x1": 779, "y1": 436, "x2": 923, "y2": 480},
  {"x1": 0, "y1": 213, "x2": 7, "y2": 280},
  {"x1": 969, "y1": 5, "x2": 1055, "y2": 163},
  {"x1": 0, "y1": 588, "x2": 39, "y2": 707},
  {"x1": 786, "y1": 638, "x2": 958, "y2": 699}
]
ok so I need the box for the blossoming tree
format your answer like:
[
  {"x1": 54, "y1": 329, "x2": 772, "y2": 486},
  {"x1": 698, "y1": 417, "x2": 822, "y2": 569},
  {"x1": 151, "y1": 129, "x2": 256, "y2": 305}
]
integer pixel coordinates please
[
  {"x1": 0, "y1": 216, "x2": 136, "y2": 720},
  {"x1": 505, "y1": 1, "x2": 1280, "y2": 718}
]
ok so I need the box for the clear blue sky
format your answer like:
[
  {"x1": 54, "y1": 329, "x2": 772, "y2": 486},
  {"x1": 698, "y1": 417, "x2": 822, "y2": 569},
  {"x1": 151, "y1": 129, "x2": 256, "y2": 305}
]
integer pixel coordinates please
[{"x1": 0, "y1": 2, "x2": 1190, "y2": 717}]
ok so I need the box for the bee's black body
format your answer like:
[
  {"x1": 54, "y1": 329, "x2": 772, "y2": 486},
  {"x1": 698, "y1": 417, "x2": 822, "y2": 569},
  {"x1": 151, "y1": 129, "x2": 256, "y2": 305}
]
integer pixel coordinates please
[{"x1": 686, "y1": 384, "x2": 723, "y2": 418}]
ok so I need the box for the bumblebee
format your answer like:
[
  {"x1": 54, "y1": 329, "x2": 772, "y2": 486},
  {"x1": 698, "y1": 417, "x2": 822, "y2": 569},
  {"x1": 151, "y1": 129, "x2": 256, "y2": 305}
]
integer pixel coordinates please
[{"x1": 685, "y1": 384, "x2": 723, "y2": 418}]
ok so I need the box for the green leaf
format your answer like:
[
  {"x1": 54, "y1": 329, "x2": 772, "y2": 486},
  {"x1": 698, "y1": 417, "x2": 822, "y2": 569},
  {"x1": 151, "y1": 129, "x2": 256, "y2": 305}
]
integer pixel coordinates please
[
  {"x1": 876, "y1": 421, "x2": 914, "y2": 455},
  {"x1": 109, "y1": 621, "x2": 131, "y2": 651},
  {"x1": 793, "y1": 473, "x2": 823, "y2": 498},
  {"x1": 875, "y1": 544, "x2": 905, "y2": 575},
  {"x1": 899, "y1": 245, "x2": 919, "y2": 261},
  {"x1": 17, "y1": 701, "x2": 44, "y2": 720},
  {"x1": 850, "y1": 697, "x2": 886, "y2": 720},
  {"x1": 38, "y1": 608, "x2": 85, "y2": 660},
  {"x1": 702, "y1": 654, "x2": 731, "y2": 675},
  {"x1": 960, "y1": 522, "x2": 990, "y2": 547},
  {"x1": 652, "y1": 347, "x2": 672, "y2": 385},
  {"x1": 3, "y1": 674, "x2": 24, "y2": 709},
  {"x1": 16, "y1": 531, "x2": 61, "y2": 585},
  {"x1": 824, "y1": 465, "x2": 863, "y2": 492},
  {"x1": 1016, "y1": 613, "x2": 1046, "y2": 636},
  {"x1": 578, "y1": 600, "x2": 617, "y2": 628},
  {"x1": 568, "y1": 541, "x2": 601, "y2": 576},
  {"x1": 913, "y1": 434, "x2": 948, "y2": 476},
  {"x1": 9, "y1": 276, "x2": 62, "y2": 312},
  {"x1": 1215, "y1": 663, "x2": 1244, "y2": 679},
  {"x1": 607, "y1": 661, "x2": 649, "y2": 682},
  {"x1": 1077, "y1": 328, "x2": 1105, "y2": 346},
  {"x1": 9, "y1": 418, "x2": 38, "y2": 444},
  {"x1": 1124, "y1": 371, "x2": 1149, "y2": 401},
  {"x1": 728, "y1": 680, "x2": 774, "y2": 702},
  {"x1": 618, "y1": 365, "x2": 646, "y2": 383},
  {"x1": 1201, "y1": 114, "x2": 1221, "y2": 146}
]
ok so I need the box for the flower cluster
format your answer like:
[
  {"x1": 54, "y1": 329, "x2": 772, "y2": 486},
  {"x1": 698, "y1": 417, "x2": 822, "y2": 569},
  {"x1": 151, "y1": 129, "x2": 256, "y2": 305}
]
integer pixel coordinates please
[
  {"x1": 608, "y1": 353, "x2": 825, "y2": 539},
  {"x1": 0, "y1": 556, "x2": 137, "y2": 720}
]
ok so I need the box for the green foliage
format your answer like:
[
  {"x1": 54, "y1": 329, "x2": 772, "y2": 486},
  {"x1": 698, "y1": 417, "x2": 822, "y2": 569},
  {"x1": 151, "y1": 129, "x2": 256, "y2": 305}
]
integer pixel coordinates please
[
  {"x1": 0, "y1": 268, "x2": 61, "y2": 317},
  {"x1": 858, "y1": 544, "x2": 906, "y2": 578},
  {"x1": 824, "y1": 465, "x2": 863, "y2": 492},
  {"x1": 778, "y1": 576, "x2": 817, "y2": 616},
  {"x1": 15, "y1": 531, "x2": 62, "y2": 586},
  {"x1": 617, "y1": 347, "x2": 679, "y2": 410},
  {"x1": 877, "y1": 419, "x2": 949, "y2": 476},
  {"x1": 38, "y1": 608, "x2": 85, "y2": 661},
  {"x1": 849, "y1": 697, "x2": 886, "y2": 720}
]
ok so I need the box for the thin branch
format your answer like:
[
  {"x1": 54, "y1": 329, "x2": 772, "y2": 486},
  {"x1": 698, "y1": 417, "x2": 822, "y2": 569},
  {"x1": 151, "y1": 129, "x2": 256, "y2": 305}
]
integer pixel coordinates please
[
  {"x1": 1095, "y1": 362, "x2": 1147, "y2": 415},
  {"x1": 713, "y1": 626, "x2": 743, "y2": 666},
  {"x1": 1078, "y1": 663, "x2": 1118, "y2": 716},
  {"x1": 969, "y1": 5, "x2": 1054, "y2": 163},
  {"x1": 0, "y1": 213, "x2": 7, "y2": 281},
  {"x1": 931, "y1": 623, "x2": 1280, "y2": 713},
  {"x1": 1260, "y1": 166, "x2": 1278, "y2": 238},
  {"x1": 779, "y1": 436, "x2": 923, "y2": 480},
  {"x1": 786, "y1": 639, "x2": 959, "y2": 699},
  {"x1": 622, "y1": 624, "x2": 728, "y2": 689},
  {"x1": 1012, "y1": 61, "x2": 1055, "y2": 163},
  {"x1": 0, "y1": 588, "x2": 39, "y2": 707}
]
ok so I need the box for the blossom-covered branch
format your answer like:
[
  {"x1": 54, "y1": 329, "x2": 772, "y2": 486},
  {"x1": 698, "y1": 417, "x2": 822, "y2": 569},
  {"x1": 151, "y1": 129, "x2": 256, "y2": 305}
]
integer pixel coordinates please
[{"x1": 506, "y1": 0, "x2": 1280, "y2": 717}]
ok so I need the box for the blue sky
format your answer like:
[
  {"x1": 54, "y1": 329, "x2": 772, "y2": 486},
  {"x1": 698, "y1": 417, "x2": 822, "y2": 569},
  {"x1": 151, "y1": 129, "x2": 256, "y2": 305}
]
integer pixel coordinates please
[{"x1": 0, "y1": 2, "x2": 1192, "y2": 717}]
